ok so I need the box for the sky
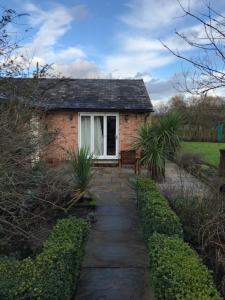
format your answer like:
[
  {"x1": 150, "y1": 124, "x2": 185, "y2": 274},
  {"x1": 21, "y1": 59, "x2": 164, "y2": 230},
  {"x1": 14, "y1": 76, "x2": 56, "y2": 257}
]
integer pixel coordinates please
[{"x1": 1, "y1": 0, "x2": 225, "y2": 105}]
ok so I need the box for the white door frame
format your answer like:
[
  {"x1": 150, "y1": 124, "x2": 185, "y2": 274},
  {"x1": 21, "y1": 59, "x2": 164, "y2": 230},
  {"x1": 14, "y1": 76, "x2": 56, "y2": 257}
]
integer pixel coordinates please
[{"x1": 78, "y1": 112, "x2": 119, "y2": 159}]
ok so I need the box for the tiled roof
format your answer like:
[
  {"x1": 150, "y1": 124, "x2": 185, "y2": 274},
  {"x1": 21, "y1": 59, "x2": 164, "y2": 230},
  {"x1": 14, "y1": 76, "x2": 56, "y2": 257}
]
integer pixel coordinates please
[{"x1": 1, "y1": 78, "x2": 153, "y2": 112}]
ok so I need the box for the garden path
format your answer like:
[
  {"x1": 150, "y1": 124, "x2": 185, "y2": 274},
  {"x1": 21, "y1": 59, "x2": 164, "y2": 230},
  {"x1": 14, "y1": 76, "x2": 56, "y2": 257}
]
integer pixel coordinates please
[{"x1": 75, "y1": 167, "x2": 154, "y2": 300}]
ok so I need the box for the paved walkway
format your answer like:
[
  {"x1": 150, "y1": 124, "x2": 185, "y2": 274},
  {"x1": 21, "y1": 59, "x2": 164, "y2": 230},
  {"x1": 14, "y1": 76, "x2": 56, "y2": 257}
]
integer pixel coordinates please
[{"x1": 75, "y1": 167, "x2": 154, "y2": 300}]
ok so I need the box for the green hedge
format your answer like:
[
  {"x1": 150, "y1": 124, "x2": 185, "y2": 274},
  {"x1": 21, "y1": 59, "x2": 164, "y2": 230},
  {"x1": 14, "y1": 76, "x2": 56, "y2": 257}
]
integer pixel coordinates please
[
  {"x1": 136, "y1": 178, "x2": 221, "y2": 299},
  {"x1": 0, "y1": 217, "x2": 89, "y2": 300},
  {"x1": 149, "y1": 233, "x2": 222, "y2": 300},
  {"x1": 136, "y1": 177, "x2": 183, "y2": 240}
]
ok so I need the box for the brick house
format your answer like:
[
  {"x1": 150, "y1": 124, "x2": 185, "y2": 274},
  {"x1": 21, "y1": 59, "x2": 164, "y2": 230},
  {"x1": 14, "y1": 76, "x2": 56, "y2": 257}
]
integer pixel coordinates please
[{"x1": 28, "y1": 78, "x2": 153, "y2": 164}]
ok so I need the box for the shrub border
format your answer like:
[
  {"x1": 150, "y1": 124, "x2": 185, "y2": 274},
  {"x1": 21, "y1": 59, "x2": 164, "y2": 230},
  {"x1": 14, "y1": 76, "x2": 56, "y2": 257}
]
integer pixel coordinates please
[
  {"x1": 0, "y1": 217, "x2": 89, "y2": 299},
  {"x1": 136, "y1": 177, "x2": 183, "y2": 239},
  {"x1": 136, "y1": 177, "x2": 221, "y2": 300}
]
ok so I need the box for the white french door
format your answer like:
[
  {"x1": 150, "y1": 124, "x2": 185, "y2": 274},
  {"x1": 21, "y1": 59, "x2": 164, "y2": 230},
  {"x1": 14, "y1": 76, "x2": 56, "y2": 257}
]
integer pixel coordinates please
[{"x1": 79, "y1": 113, "x2": 119, "y2": 159}]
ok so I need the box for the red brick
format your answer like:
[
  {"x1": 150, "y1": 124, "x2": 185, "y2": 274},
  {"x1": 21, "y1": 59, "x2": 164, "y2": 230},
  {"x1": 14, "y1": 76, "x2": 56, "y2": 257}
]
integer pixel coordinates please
[{"x1": 43, "y1": 111, "x2": 151, "y2": 163}]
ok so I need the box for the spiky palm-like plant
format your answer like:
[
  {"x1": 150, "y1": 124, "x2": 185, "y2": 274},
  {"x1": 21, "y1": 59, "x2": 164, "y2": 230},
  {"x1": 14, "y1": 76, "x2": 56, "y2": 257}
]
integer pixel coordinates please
[
  {"x1": 134, "y1": 113, "x2": 182, "y2": 181},
  {"x1": 67, "y1": 147, "x2": 94, "y2": 210},
  {"x1": 154, "y1": 112, "x2": 182, "y2": 159}
]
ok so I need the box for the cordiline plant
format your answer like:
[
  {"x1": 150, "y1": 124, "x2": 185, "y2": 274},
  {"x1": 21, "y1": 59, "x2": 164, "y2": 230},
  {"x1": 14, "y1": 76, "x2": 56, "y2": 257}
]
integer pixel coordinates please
[
  {"x1": 67, "y1": 147, "x2": 94, "y2": 210},
  {"x1": 134, "y1": 112, "x2": 182, "y2": 181},
  {"x1": 154, "y1": 112, "x2": 181, "y2": 159}
]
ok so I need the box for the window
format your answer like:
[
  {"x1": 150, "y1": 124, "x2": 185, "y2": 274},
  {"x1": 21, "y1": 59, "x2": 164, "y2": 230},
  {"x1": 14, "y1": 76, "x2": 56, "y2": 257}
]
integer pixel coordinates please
[
  {"x1": 80, "y1": 115, "x2": 91, "y2": 150},
  {"x1": 79, "y1": 113, "x2": 118, "y2": 159}
]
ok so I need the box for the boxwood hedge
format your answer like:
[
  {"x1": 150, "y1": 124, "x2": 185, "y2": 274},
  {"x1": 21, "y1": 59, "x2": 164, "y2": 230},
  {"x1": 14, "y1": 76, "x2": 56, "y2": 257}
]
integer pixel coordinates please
[
  {"x1": 136, "y1": 177, "x2": 183, "y2": 240},
  {"x1": 136, "y1": 177, "x2": 222, "y2": 299},
  {"x1": 149, "y1": 233, "x2": 222, "y2": 300},
  {"x1": 0, "y1": 217, "x2": 89, "y2": 300}
]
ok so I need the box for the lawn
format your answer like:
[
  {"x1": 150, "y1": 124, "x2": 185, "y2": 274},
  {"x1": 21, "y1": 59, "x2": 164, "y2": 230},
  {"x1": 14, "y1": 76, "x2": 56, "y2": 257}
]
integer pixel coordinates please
[{"x1": 181, "y1": 142, "x2": 225, "y2": 167}]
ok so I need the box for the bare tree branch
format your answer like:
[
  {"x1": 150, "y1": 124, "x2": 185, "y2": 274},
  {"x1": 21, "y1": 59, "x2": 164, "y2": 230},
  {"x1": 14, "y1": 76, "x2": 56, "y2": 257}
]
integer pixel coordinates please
[{"x1": 162, "y1": 0, "x2": 225, "y2": 95}]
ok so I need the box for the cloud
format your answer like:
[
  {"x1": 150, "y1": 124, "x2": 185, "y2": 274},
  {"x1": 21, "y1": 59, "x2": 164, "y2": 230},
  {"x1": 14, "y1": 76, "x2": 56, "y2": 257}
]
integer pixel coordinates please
[
  {"x1": 53, "y1": 59, "x2": 109, "y2": 78},
  {"x1": 145, "y1": 77, "x2": 178, "y2": 102},
  {"x1": 104, "y1": 0, "x2": 203, "y2": 78},
  {"x1": 105, "y1": 52, "x2": 174, "y2": 78},
  {"x1": 18, "y1": 2, "x2": 89, "y2": 72},
  {"x1": 120, "y1": 0, "x2": 199, "y2": 31},
  {"x1": 104, "y1": 31, "x2": 195, "y2": 78},
  {"x1": 15, "y1": 2, "x2": 108, "y2": 78},
  {"x1": 19, "y1": 0, "x2": 210, "y2": 81},
  {"x1": 119, "y1": 34, "x2": 195, "y2": 56},
  {"x1": 56, "y1": 47, "x2": 86, "y2": 61},
  {"x1": 105, "y1": 33, "x2": 197, "y2": 78},
  {"x1": 16, "y1": 2, "x2": 115, "y2": 79},
  {"x1": 25, "y1": 3, "x2": 87, "y2": 50}
]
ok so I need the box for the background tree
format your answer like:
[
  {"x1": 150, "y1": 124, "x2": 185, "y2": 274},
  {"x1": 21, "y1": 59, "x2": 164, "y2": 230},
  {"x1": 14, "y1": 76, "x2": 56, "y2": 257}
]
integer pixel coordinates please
[
  {"x1": 162, "y1": 1, "x2": 225, "y2": 95},
  {"x1": 169, "y1": 95, "x2": 186, "y2": 112}
]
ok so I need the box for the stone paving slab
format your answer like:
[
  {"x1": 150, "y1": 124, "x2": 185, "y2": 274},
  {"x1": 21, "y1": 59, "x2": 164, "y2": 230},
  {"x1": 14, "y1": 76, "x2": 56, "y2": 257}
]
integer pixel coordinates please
[
  {"x1": 94, "y1": 193, "x2": 136, "y2": 206},
  {"x1": 94, "y1": 214, "x2": 138, "y2": 232},
  {"x1": 75, "y1": 167, "x2": 153, "y2": 300},
  {"x1": 96, "y1": 205, "x2": 137, "y2": 216},
  {"x1": 75, "y1": 268, "x2": 152, "y2": 300},
  {"x1": 83, "y1": 230, "x2": 147, "y2": 268}
]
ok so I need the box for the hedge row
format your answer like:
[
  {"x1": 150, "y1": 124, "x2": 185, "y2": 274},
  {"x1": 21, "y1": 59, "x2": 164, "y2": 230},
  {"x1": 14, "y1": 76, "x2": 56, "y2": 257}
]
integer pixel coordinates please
[
  {"x1": 136, "y1": 178, "x2": 221, "y2": 300},
  {"x1": 149, "y1": 233, "x2": 221, "y2": 300},
  {"x1": 136, "y1": 177, "x2": 183, "y2": 240},
  {"x1": 0, "y1": 217, "x2": 89, "y2": 300}
]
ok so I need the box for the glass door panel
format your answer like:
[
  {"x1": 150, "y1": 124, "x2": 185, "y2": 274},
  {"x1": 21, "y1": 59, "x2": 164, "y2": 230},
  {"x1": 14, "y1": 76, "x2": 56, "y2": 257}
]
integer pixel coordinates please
[
  {"x1": 94, "y1": 115, "x2": 104, "y2": 156},
  {"x1": 107, "y1": 116, "x2": 116, "y2": 156},
  {"x1": 80, "y1": 115, "x2": 91, "y2": 151}
]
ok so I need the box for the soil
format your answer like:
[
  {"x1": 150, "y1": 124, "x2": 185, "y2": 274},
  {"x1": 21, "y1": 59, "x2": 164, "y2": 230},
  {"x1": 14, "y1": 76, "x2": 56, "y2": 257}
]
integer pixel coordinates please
[{"x1": 3, "y1": 202, "x2": 96, "y2": 260}]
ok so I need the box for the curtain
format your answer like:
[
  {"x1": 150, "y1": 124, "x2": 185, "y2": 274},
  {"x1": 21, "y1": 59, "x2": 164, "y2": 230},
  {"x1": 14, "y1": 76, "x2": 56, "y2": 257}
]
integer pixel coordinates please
[
  {"x1": 81, "y1": 116, "x2": 91, "y2": 151},
  {"x1": 94, "y1": 116, "x2": 104, "y2": 155}
]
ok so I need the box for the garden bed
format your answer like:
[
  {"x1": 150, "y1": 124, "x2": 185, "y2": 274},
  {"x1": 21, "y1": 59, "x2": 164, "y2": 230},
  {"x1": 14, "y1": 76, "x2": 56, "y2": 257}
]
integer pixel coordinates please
[
  {"x1": 0, "y1": 157, "x2": 97, "y2": 260},
  {"x1": 28, "y1": 201, "x2": 96, "y2": 257},
  {"x1": 0, "y1": 217, "x2": 89, "y2": 300}
]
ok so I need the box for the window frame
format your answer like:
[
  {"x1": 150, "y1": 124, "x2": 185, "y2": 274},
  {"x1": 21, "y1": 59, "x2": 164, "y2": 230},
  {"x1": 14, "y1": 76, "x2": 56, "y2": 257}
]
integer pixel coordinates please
[{"x1": 78, "y1": 112, "x2": 119, "y2": 159}]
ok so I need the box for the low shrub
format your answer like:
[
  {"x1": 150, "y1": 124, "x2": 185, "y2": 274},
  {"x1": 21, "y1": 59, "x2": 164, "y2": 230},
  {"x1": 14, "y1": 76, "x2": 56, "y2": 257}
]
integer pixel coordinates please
[
  {"x1": 136, "y1": 177, "x2": 183, "y2": 240},
  {"x1": 168, "y1": 196, "x2": 211, "y2": 245},
  {"x1": 149, "y1": 233, "x2": 222, "y2": 300},
  {"x1": 0, "y1": 217, "x2": 89, "y2": 300},
  {"x1": 177, "y1": 151, "x2": 202, "y2": 174},
  {"x1": 200, "y1": 213, "x2": 225, "y2": 296}
]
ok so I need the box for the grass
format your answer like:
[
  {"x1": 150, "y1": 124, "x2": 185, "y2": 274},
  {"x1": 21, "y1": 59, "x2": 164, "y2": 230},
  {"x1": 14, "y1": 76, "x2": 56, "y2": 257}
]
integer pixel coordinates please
[{"x1": 180, "y1": 142, "x2": 225, "y2": 167}]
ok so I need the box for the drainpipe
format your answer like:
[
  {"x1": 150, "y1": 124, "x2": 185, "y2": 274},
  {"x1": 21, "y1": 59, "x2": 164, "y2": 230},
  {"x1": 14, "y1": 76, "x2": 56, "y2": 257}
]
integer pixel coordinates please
[{"x1": 144, "y1": 112, "x2": 150, "y2": 123}]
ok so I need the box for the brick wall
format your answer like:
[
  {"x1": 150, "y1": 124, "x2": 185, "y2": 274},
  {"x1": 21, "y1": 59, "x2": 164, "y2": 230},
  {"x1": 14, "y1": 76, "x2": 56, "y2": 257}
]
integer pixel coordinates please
[
  {"x1": 119, "y1": 112, "x2": 150, "y2": 151},
  {"x1": 43, "y1": 111, "x2": 151, "y2": 164},
  {"x1": 43, "y1": 111, "x2": 78, "y2": 164}
]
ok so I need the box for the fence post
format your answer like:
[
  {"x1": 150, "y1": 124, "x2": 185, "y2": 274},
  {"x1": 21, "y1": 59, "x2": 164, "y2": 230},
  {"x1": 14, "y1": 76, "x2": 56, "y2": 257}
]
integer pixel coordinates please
[{"x1": 219, "y1": 149, "x2": 225, "y2": 176}]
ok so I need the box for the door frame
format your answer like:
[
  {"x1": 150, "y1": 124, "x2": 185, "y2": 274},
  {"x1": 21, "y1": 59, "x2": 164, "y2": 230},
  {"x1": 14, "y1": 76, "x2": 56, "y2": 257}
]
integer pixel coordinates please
[{"x1": 78, "y1": 112, "x2": 119, "y2": 159}]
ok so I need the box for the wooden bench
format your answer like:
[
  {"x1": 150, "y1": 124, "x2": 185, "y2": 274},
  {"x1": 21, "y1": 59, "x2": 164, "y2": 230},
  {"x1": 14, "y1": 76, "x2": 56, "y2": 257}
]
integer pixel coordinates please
[{"x1": 119, "y1": 150, "x2": 140, "y2": 174}]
